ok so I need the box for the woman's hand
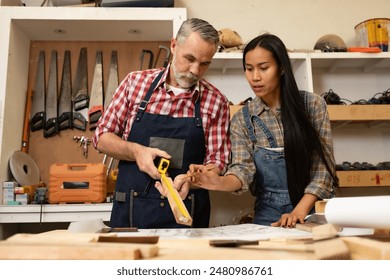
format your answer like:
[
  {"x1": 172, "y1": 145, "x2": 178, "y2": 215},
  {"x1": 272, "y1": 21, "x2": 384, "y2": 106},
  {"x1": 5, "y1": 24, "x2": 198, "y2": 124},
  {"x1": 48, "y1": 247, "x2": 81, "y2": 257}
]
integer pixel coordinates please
[
  {"x1": 189, "y1": 164, "x2": 221, "y2": 190},
  {"x1": 271, "y1": 211, "x2": 306, "y2": 228}
]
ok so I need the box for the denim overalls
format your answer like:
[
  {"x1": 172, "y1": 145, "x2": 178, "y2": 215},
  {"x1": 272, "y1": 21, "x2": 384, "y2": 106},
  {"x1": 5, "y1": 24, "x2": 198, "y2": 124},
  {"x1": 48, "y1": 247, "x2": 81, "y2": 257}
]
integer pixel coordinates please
[
  {"x1": 110, "y1": 71, "x2": 210, "y2": 228},
  {"x1": 243, "y1": 105, "x2": 293, "y2": 225}
]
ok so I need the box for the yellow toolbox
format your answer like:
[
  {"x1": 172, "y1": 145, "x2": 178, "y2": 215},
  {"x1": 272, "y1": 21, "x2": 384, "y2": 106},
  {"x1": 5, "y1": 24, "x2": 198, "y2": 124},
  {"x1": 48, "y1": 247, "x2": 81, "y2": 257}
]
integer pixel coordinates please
[{"x1": 48, "y1": 163, "x2": 107, "y2": 203}]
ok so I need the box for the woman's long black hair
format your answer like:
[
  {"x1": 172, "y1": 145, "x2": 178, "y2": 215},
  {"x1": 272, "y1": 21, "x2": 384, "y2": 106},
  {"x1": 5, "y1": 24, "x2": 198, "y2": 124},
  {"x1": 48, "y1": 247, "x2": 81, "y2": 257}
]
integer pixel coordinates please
[{"x1": 242, "y1": 33, "x2": 338, "y2": 206}]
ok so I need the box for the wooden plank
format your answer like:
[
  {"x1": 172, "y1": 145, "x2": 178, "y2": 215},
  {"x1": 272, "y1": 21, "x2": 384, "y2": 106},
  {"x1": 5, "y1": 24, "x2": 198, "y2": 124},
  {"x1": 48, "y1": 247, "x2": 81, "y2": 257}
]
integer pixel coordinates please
[
  {"x1": 0, "y1": 231, "x2": 159, "y2": 259},
  {"x1": 337, "y1": 170, "x2": 390, "y2": 187},
  {"x1": 229, "y1": 105, "x2": 243, "y2": 119},
  {"x1": 327, "y1": 105, "x2": 390, "y2": 121},
  {"x1": 342, "y1": 236, "x2": 390, "y2": 260}
]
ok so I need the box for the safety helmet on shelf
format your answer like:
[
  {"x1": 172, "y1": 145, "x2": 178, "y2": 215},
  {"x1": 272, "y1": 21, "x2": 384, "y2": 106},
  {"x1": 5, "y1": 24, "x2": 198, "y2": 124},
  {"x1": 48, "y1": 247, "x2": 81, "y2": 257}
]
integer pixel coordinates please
[{"x1": 314, "y1": 34, "x2": 347, "y2": 52}]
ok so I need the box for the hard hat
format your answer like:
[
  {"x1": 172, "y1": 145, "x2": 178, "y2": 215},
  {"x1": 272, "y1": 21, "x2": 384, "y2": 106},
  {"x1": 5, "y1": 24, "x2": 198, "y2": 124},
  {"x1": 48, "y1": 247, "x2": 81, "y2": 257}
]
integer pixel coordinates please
[{"x1": 314, "y1": 34, "x2": 347, "y2": 52}]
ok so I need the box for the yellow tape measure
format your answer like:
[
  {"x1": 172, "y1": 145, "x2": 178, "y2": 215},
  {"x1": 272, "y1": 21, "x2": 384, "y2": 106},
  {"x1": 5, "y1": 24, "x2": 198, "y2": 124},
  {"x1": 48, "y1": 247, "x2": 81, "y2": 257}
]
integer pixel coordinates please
[{"x1": 157, "y1": 158, "x2": 190, "y2": 221}]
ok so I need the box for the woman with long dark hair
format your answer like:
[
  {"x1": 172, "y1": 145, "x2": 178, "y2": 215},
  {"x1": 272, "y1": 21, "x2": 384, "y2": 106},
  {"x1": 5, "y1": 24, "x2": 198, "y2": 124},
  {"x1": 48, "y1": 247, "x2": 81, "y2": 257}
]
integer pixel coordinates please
[{"x1": 179, "y1": 33, "x2": 339, "y2": 227}]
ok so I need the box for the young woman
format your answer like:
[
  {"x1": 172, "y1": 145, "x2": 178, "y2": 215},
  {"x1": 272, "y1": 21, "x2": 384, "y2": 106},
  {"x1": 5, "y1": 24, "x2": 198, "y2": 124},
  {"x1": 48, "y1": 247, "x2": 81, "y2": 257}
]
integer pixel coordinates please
[{"x1": 179, "y1": 33, "x2": 339, "y2": 227}]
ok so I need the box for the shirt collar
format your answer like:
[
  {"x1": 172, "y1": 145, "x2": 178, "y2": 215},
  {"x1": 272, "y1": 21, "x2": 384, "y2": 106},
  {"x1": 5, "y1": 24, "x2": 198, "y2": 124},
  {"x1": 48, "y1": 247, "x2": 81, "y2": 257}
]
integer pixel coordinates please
[{"x1": 252, "y1": 97, "x2": 281, "y2": 115}]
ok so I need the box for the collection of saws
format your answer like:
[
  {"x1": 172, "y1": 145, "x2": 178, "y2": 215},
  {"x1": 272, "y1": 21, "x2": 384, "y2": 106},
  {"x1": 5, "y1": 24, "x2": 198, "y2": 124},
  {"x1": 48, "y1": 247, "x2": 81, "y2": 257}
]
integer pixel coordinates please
[{"x1": 29, "y1": 48, "x2": 119, "y2": 137}]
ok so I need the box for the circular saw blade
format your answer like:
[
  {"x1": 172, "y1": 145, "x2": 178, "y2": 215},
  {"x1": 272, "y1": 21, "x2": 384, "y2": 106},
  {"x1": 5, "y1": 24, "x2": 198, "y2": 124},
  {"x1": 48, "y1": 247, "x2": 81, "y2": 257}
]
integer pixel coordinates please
[{"x1": 9, "y1": 151, "x2": 40, "y2": 186}]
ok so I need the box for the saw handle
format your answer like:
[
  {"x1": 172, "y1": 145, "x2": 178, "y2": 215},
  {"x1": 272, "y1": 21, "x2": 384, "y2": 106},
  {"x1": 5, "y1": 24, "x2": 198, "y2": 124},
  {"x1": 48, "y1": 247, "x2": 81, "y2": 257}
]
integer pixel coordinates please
[
  {"x1": 72, "y1": 112, "x2": 87, "y2": 131},
  {"x1": 58, "y1": 112, "x2": 72, "y2": 130},
  {"x1": 73, "y1": 93, "x2": 89, "y2": 111},
  {"x1": 30, "y1": 111, "x2": 45, "y2": 131},
  {"x1": 88, "y1": 105, "x2": 103, "y2": 131},
  {"x1": 43, "y1": 117, "x2": 59, "y2": 138}
]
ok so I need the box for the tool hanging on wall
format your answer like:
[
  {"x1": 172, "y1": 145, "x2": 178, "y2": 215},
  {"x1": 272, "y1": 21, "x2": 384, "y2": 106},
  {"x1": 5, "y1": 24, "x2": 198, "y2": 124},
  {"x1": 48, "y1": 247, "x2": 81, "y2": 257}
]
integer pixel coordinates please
[
  {"x1": 21, "y1": 88, "x2": 33, "y2": 152},
  {"x1": 72, "y1": 47, "x2": 88, "y2": 131},
  {"x1": 44, "y1": 50, "x2": 59, "y2": 138},
  {"x1": 154, "y1": 45, "x2": 170, "y2": 68},
  {"x1": 104, "y1": 50, "x2": 119, "y2": 110},
  {"x1": 58, "y1": 50, "x2": 73, "y2": 131},
  {"x1": 139, "y1": 49, "x2": 154, "y2": 70},
  {"x1": 30, "y1": 51, "x2": 46, "y2": 131},
  {"x1": 88, "y1": 50, "x2": 104, "y2": 131},
  {"x1": 73, "y1": 135, "x2": 91, "y2": 158}
]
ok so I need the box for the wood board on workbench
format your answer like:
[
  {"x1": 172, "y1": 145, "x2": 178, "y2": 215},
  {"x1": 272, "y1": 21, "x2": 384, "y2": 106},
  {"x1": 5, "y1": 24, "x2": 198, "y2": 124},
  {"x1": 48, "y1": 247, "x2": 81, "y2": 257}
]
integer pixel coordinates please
[{"x1": 27, "y1": 41, "x2": 171, "y2": 186}]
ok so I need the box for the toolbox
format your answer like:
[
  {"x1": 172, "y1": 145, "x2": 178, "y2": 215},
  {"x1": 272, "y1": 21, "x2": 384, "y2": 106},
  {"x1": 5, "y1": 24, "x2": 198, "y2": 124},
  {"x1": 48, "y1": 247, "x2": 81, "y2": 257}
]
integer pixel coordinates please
[{"x1": 48, "y1": 163, "x2": 107, "y2": 203}]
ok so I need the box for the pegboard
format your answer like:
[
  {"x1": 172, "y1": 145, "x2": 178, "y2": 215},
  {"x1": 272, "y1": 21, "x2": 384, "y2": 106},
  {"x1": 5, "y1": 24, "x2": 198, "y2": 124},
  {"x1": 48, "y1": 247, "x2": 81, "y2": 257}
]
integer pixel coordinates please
[{"x1": 26, "y1": 40, "x2": 171, "y2": 186}]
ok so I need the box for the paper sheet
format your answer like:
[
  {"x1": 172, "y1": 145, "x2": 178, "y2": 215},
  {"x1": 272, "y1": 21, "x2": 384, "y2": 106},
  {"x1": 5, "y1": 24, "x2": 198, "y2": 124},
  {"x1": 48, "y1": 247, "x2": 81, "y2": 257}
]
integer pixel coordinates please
[
  {"x1": 325, "y1": 196, "x2": 390, "y2": 228},
  {"x1": 118, "y1": 223, "x2": 313, "y2": 240}
]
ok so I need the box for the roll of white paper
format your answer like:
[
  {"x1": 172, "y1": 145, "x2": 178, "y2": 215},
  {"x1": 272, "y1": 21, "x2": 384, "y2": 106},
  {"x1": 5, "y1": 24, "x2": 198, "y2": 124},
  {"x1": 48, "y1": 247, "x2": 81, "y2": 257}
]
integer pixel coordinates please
[{"x1": 325, "y1": 196, "x2": 390, "y2": 228}]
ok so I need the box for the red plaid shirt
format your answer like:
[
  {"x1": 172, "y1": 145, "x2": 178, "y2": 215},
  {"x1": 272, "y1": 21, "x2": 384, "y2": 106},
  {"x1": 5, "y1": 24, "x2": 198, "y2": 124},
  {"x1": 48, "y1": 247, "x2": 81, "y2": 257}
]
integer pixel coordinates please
[{"x1": 93, "y1": 66, "x2": 231, "y2": 172}]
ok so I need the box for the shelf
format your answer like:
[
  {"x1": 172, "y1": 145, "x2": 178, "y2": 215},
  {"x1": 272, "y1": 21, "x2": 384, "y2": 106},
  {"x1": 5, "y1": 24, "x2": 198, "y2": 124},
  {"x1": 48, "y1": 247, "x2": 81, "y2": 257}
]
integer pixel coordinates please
[
  {"x1": 327, "y1": 105, "x2": 390, "y2": 128},
  {"x1": 337, "y1": 171, "x2": 390, "y2": 188},
  {"x1": 309, "y1": 52, "x2": 390, "y2": 73},
  {"x1": 0, "y1": 203, "x2": 112, "y2": 223},
  {"x1": 0, "y1": 7, "x2": 186, "y2": 41},
  {"x1": 210, "y1": 52, "x2": 308, "y2": 74},
  {"x1": 231, "y1": 104, "x2": 390, "y2": 127}
]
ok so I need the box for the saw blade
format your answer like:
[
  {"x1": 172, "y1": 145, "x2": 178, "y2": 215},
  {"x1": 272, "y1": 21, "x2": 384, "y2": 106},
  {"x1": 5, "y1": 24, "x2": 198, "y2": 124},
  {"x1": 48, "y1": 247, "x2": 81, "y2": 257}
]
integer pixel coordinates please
[
  {"x1": 30, "y1": 51, "x2": 46, "y2": 131},
  {"x1": 88, "y1": 50, "x2": 104, "y2": 130},
  {"x1": 44, "y1": 50, "x2": 58, "y2": 138},
  {"x1": 104, "y1": 50, "x2": 118, "y2": 110},
  {"x1": 58, "y1": 50, "x2": 72, "y2": 130},
  {"x1": 72, "y1": 47, "x2": 88, "y2": 131}
]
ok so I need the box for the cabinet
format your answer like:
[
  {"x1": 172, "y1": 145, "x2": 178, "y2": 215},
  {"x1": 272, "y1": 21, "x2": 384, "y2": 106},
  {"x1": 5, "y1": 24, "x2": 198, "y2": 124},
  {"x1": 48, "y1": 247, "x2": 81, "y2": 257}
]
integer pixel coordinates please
[{"x1": 206, "y1": 52, "x2": 390, "y2": 193}]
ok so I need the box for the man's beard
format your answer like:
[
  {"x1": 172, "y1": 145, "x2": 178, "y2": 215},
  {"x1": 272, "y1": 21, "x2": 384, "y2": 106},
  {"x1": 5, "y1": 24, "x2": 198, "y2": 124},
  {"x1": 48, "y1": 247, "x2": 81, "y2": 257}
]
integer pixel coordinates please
[{"x1": 171, "y1": 57, "x2": 199, "y2": 88}]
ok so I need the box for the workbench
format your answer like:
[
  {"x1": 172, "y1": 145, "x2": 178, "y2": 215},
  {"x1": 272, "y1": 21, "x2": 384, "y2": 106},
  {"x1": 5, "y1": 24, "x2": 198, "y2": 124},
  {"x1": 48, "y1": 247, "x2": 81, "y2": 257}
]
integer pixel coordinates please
[{"x1": 0, "y1": 224, "x2": 389, "y2": 260}]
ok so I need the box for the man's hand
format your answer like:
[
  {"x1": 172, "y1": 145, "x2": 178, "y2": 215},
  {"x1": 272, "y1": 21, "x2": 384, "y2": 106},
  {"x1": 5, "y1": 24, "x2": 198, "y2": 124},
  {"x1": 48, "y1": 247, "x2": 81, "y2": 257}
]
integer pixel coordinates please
[
  {"x1": 155, "y1": 174, "x2": 191, "y2": 200},
  {"x1": 133, "y1": 144, "x2": 171, "y2": 179}
]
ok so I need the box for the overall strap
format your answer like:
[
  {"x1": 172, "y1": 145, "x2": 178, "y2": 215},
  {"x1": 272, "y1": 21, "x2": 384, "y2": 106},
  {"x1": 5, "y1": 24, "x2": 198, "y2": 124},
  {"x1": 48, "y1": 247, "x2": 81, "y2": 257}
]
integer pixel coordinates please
[
  {"x1": 243, "y1": 105, "x2": 257, "y2": 143},
  {"x1": 135, "y1": 70, "x2": 165, "y2": 121},
  {"x1": 243, "y1": 104, "x2": 277, "y2": 148}
]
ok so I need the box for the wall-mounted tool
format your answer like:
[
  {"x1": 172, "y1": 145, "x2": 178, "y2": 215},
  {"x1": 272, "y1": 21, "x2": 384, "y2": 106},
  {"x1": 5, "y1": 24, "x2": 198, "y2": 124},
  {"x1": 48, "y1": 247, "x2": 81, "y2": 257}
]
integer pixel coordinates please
[
  {"x1": 104, "y1": 50, "x2": 119, "y2": 110},
  {"x1": 44, "y1": 50, "x2": 59, "y2": 138},
  {"x1": 72, "y1": 47, "x2": 88, "y2": 131},
  {"x1": 157, "y1": 158, "x2": 192, "y2": 226},
  {"x1": 88, "y1": 50, "x2": 104, "y2": 131},
  {"x1": 154, "y1": 45, "x2": 170, "y2": 68},
  {"x1": 58, "y1": 50, "x2": 73, "y2": 131},
  {"x1": 30, "y1": 51, "x2": 46, "y2": 131},
  {"x1": 139, "y1": 49, "x2": 154, "y2": 70}
]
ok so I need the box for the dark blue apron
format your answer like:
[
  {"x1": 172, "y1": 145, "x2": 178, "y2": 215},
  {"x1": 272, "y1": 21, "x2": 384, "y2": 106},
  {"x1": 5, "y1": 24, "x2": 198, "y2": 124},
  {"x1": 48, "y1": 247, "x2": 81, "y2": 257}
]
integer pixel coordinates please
[
  {"x1": 110, "y1": 71, "x2": 210, "y2": 228},
  {"x1": 242, "y1": 105, "x2": 293, "y2": 226}
]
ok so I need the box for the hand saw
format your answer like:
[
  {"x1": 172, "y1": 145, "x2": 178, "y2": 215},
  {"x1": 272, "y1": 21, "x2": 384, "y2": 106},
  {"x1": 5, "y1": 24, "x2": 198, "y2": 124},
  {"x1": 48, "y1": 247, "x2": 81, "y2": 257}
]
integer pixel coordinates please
[
  {"x1": 157, "y1": 158, "x2": 192, "y2": 226},
  {"x1": 104, "y1": 50, "x2": 119, "y2": 110},
  {"x1": 139, "y1": 49, "x2": 154, "y2": 70},
  {"x1": 88, "y1": 50, "x2": 104, "y2": 131},
  {"x1": 58, "y1": 50, "x2": 72, "y2": 131},
  {"x1": 30, "y1": 51, "x2": 46, "y2": 131},
  {"x1": 43, "y1": 50, "x2": 59, "y2": 138},
  {"x1": 72, "y1": 47, "x2": 88, "y2": 131}
]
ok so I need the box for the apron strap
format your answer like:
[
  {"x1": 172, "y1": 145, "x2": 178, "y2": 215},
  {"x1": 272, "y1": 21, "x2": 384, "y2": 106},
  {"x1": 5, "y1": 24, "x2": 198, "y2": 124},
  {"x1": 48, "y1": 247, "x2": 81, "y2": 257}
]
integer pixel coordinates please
[
  {"x1": 135, "y1": 70, "x2": 165, "y2": 122},
  {"x1": 194, "y1": 90, "x2": 202, "y2": 127}
]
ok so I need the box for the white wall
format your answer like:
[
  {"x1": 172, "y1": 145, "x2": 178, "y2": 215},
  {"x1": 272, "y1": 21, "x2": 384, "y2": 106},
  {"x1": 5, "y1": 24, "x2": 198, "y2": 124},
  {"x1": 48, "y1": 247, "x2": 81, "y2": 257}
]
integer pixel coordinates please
[
  {"x1": 6, "y1": 0, "x2": 390, "y2": 49},
  {"x1": 176, "y1": 0, "x2": 390, "y2": 50}
]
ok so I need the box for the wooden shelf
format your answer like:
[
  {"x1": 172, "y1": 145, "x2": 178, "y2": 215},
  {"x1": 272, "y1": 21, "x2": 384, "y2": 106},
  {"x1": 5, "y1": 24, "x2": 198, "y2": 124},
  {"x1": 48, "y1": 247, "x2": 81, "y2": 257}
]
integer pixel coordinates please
[
  {"x1": 327, "y1": 105, "x2": 390, "y2": 128},
  {"x1": 309, "y1": 52, "x2": 390, "y2": 73},
  {"x1": 337, "y1": 171, "x2": 390, "y2": 188}
]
